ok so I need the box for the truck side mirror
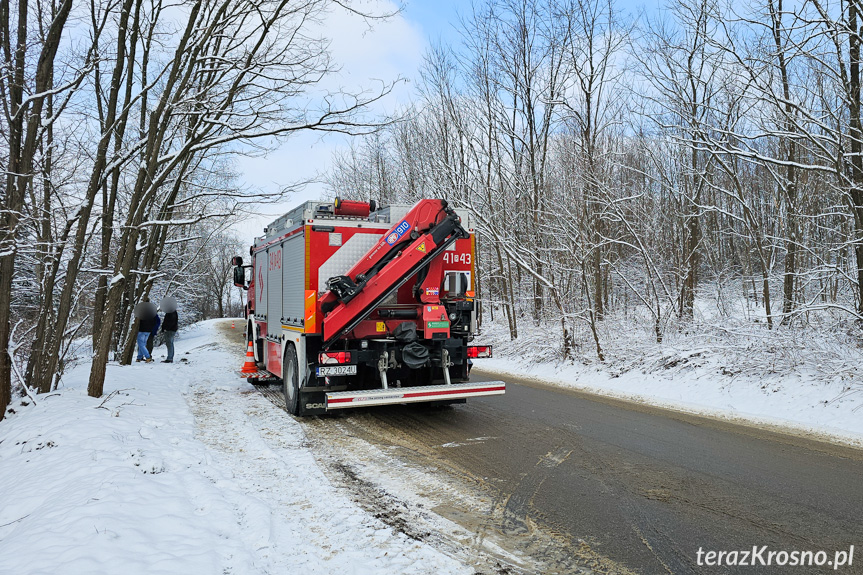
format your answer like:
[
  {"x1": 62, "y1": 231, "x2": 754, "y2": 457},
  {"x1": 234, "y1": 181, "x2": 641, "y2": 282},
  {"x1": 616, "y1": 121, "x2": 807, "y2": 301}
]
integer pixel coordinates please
[{"x1": 233, "y1": 265, "x2": 246, "y2": 289}]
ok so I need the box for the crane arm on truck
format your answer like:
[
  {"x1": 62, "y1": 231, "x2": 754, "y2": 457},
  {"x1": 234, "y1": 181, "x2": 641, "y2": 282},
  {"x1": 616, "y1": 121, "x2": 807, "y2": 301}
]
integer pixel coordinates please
[{"x1": 320, "y1": 199, "x2": 467, "y2": 348}]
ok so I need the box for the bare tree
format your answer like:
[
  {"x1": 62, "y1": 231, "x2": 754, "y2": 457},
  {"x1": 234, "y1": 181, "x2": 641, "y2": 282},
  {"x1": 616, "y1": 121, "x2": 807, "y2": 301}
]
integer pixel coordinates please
[
  {"x1": 0, "y1": 0, "x2": 74, "y2": 418},
  {"x1": 634, "y1": 0, "x2": 724, "y2": 319}
]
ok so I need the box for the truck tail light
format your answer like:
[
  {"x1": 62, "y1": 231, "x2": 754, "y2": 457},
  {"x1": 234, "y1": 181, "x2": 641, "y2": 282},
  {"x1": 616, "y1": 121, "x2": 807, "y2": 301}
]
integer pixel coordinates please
[
  {"x1": 467, "y1": 346, "x2": 492, "y2": 358},
  {"x1": 319, "y1": 351, "x2": 352, "y2": 364}
]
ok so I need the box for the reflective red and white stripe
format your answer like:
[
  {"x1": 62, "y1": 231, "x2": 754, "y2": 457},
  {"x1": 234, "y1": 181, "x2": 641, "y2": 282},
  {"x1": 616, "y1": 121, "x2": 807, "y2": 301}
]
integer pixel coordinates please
[
  {"x1": 325, "y1": 381, "x2": 505, "y2": 410},
  {"x1": 239, "y1": 370, "x2": 276, "y2": 379}
]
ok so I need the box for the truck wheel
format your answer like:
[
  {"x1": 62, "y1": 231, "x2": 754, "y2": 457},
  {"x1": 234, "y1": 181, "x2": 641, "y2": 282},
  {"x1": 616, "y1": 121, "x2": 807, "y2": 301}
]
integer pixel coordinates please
[{"x1": 283, "y1": 344, "x2": 300, "y2": 415}]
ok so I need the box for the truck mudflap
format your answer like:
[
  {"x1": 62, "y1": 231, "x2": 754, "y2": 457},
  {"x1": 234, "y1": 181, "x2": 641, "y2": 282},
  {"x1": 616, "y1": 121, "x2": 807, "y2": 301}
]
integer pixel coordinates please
[{"x1": 325, "y1": 381, "x2": 506, "y2": 410}]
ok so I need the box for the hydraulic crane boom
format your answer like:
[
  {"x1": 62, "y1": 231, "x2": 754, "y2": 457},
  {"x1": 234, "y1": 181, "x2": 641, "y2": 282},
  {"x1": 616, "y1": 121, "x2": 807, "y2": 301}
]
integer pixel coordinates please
[{"x1": 319, "y1": 199, "x2": 467, "y2": 347}]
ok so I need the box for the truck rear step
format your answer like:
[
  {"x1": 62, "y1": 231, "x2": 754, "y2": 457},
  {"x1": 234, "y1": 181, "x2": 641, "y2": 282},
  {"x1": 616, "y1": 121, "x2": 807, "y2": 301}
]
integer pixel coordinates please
[{"x1": 325, "y1": 381, "x2": 506, "y2": 410}]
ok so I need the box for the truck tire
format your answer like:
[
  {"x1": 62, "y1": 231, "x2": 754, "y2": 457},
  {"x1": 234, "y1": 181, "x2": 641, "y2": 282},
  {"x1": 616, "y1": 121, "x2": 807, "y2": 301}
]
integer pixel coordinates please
[{"x1": 283, "y1": 344, "x2": 300, "y2": 415}]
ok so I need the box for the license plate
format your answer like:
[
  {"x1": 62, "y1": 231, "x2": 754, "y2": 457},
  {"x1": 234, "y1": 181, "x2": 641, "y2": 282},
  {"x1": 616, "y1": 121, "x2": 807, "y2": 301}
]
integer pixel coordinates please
[{"x1": 316, "y1": 365, "x2": 357, "y2": 377}]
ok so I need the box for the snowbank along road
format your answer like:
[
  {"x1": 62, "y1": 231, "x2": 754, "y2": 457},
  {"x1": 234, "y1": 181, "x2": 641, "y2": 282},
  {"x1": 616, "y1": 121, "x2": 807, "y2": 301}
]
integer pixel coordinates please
[{"x1": 221, "y1": 322, "x2": 863, "y2": 575}]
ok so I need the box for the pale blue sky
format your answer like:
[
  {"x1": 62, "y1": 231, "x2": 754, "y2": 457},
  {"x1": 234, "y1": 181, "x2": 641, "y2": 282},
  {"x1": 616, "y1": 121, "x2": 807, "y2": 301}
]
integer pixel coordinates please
[
  {"x1": 402, "y1": 0, "x2": 464, "y2": 44},
  {"x1": 402, "y1": 0, "x2": 663, "y2": 42}
]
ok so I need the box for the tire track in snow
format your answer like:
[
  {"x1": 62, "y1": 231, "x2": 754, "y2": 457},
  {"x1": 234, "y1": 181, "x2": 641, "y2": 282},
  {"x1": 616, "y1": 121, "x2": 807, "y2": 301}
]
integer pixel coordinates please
[{"x1": 184, "y1": 337, "x2": 474, "y2": 575}]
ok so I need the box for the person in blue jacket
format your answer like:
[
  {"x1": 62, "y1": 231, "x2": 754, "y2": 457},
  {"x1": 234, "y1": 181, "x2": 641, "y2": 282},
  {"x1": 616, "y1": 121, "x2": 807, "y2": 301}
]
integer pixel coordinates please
[{"x1": 146, "y1": 312, "x2": 161, "y2": 356}]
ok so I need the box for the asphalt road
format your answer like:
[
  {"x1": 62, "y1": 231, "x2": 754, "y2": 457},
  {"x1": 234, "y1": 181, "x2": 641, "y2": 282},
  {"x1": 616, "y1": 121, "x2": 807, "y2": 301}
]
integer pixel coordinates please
[
  {"x1": 320, "y1": 369, "x2": 863, "y2": 574},
  {"x1": 219, "y1": 322, "x2": 862, "y2": 574}
]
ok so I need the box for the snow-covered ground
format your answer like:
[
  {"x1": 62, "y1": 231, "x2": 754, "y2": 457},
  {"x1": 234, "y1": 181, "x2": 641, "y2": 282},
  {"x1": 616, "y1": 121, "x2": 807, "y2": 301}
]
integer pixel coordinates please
[
  {"x1": 4, "y1": 314, "x2": 860, "y2": 574},
  {"x1": 479, "y1": 315, "x2": 863, "y2": 448},
  {"x1": 0, "y1": 320, "x2": 473, "y2": 575}
]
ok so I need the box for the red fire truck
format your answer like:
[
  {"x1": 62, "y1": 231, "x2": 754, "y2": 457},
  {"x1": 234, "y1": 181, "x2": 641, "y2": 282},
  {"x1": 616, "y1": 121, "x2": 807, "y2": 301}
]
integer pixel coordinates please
[{"x1": 233, "y1": 198, "x2": 505, "y2": 415}]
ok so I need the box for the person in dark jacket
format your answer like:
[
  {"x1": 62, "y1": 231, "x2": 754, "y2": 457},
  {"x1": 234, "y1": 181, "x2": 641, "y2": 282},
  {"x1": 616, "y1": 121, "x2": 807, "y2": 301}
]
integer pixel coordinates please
[
  {"x1": 160, "y1": 296, "x2": 179, "y2": 363},
  {"x1": 161, "y1": 310, "x2": 178, "y2": 363},
  {"x1": 136, "y1": 303, "x2": 158, "y2": 363},
  {"x1": 146, "y1": 313, "x2": 161, "y2": 355}
]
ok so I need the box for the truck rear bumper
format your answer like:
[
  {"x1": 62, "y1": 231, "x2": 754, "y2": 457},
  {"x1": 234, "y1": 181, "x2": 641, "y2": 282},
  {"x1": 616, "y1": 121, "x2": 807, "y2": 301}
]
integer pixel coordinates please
[{"x1": 325, "y1": 381, "x2": 505, "y2": 410}]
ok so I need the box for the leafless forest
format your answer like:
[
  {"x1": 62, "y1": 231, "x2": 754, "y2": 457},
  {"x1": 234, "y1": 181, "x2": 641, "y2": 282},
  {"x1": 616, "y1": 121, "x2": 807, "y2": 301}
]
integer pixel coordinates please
[
  {"x1": 0, "y1": 0, "x2": 391, "y2": 418},
  {"x1": 329, "y1": 0, "x2": 863, "y2": 379},
  {"x1": 3, "y1": 0, "x2": 863, "y2": 421}
]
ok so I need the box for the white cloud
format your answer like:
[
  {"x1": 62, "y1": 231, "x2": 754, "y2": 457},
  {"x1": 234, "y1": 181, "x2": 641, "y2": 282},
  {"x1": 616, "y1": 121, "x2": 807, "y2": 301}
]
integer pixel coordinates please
[
  {"x1": 326, "y1": 1, "x2": 425, "y2": 89},
  {"x1": 232, "y1": 1, "x2": 426, "y2": 241}
]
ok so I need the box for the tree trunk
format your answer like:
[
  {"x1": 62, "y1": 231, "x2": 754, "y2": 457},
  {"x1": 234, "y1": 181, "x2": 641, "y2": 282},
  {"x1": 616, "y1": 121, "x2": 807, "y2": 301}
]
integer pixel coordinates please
[
  {"x1": 848, "y1": 1, "x2": 863, "y2": 315},
  {"x1": 90, "y1": 0, "x2": 204, "y2": 397},
  {"x1": 32, "y1": 0, "x2": 136, "y2": 395},
  {"x1": 0, "y1": 0, "x2": 72, "y2": 418},
  {"x1": 94, "y1": 0, "x2": 143, "y2": 347}
]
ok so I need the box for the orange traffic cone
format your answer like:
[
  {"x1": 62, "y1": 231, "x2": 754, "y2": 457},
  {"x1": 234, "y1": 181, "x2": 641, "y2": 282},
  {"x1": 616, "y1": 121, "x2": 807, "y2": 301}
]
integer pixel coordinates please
[
  {"x1": 240, "y1": 341, "x2": 258, "y2": 375},
  {"x1": 231, "y1": 320, "x2": 235, "y2": 329}
]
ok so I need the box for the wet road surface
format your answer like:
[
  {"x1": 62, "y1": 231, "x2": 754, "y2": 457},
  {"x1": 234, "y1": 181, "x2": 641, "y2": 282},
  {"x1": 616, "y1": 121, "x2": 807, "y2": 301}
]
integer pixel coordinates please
[{"x1": 313, "y1": 370, "x2": 863, "y2": 574}]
